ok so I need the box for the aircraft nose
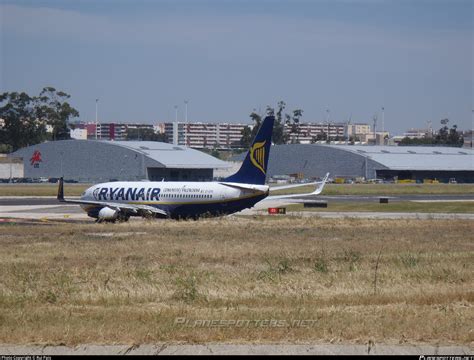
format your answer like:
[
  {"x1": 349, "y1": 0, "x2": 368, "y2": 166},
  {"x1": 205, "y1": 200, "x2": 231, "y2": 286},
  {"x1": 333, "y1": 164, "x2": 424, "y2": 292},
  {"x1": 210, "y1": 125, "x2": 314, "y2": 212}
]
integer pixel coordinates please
[{"x1": 83, "y1": 187, "x2": 95, "y2": 200}]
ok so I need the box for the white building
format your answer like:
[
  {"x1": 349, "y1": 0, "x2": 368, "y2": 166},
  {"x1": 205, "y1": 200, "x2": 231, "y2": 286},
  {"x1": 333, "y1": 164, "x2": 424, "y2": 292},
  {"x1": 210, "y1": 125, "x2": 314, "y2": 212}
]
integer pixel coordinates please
[
  {"x1": 285, "y1": 122, "x2": 347, "y2": 143},
  {"x1": 160, "y1": 122, "x2": 249, "y2": 149},
  {"x1": 403, "y1": 128, "x2": 432, "y2": 139},
  {"x1": 70, "y1": 128, "x2": 88, "y2": 140},
  {"x1": 0, "y1": 156, "x2": 24, "y2": 180}
]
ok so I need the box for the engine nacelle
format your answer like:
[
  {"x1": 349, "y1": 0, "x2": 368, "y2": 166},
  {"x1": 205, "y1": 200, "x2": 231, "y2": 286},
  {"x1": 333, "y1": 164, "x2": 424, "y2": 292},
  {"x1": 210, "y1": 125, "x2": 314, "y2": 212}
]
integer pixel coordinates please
[{"x1": 98, "y1": 207, "x2": 119, "y2": 221}]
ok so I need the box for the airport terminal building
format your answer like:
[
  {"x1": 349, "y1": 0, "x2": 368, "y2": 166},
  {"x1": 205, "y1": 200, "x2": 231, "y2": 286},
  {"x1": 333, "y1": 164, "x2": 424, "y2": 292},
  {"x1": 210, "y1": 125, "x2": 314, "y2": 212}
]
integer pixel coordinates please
[
  {"x1": 11, "y1": 140, "x2": 229, "y2": 182},
  {"x1": 10, "y1": 141, "x2": 474, "y2": 183},
  {"x1": 264, "y1": 144, "x2": 474, "y2": 183}
]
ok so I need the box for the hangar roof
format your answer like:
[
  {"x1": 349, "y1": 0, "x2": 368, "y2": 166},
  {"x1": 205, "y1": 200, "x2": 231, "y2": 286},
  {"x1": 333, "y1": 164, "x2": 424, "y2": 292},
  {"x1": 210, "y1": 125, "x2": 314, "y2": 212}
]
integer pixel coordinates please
[
  {"x1": 327, "y1": 145, "x2": 474, "y2": 171},
  {"x1": 95, "y1": 141, "x2": 230, "y2": 169}
]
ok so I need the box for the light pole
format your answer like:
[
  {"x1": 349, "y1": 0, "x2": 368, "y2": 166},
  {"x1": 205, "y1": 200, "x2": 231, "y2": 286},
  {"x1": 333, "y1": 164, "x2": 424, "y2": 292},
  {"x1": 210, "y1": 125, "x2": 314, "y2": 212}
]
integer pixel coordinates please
[
  {"x1": 173, "y1": 105, "x2": 179, "y2": 146},
  {"x1": 95, "y1": 98, "x2": 99, "y2": 140},
  {"x1": 184, "y1": 100, "x2": 189, "y2": 145},
  {"x1": 346, "y1": 113, "x2": 352, "y2": 144},
  {"x1": 471, "y1": 109, "x2": 473, "y2": 148},
  {"x1": 60, "y1": 151, "x2": 64, "y2": 177},
  {"x1": 381, "y1": 106, "x2": 385, "y2": 145},
  {"x1": 373, "y1": 114, "x2": 377, "y2": 145},
  {"x1": 325, "y1": 108, "x2": 330, "y2": 142},
  {"x1": 184, "y1": 100, "x2": 188, "y2": 123}
]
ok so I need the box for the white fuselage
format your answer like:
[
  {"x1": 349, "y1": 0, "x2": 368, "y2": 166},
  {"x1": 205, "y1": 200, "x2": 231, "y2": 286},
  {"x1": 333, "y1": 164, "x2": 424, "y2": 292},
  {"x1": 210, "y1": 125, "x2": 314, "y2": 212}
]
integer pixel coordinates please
[{"x1": 80, "y1": 181, "x2": 269, "y2": 218}]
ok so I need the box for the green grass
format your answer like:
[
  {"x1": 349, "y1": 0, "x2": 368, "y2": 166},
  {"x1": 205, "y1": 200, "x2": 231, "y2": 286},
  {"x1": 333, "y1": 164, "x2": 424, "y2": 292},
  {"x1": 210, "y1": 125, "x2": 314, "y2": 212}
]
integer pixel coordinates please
[
  {"x1": 1, "y1": 183, "x2": 473, "y2": 197},
  {"x1": 0, "y1": 183, "x2": 90, "y2": 196},
  {"x1": 271, "y1": 183, "x2": 474, "y2": 196},
  {"x1": 284, "y1": 201, "x2": 474, "y2": 213}
]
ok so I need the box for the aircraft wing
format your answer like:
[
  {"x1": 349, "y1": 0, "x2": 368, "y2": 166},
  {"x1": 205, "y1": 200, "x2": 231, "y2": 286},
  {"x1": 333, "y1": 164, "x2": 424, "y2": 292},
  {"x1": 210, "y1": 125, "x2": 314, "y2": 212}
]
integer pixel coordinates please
[
  {"x1": 265, "y1": 173, "x2": 330, "y2": 201},
  {"x1": 57, "y1": 179, "x2": 168, "y2": 217},
  {"x1": 59, "y1": 198, "x2": 169, "y2": 217}
]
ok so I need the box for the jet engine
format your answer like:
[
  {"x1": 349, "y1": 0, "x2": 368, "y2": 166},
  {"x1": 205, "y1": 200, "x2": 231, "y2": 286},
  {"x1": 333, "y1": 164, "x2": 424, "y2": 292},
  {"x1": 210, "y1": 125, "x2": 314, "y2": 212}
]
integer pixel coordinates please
[{"x1": 97, "y1": 207, "x2": 119, "y2": 221}]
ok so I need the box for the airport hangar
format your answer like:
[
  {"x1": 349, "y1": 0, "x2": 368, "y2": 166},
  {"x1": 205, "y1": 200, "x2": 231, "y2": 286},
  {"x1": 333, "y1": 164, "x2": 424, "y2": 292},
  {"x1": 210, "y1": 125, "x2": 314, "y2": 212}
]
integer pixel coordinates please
[
  {"x1": 11, "y1": 140, "x2": 230, "y2": 182},
  {"x1": 261, "y1": 144, "x2": 474, "y2": 183}
]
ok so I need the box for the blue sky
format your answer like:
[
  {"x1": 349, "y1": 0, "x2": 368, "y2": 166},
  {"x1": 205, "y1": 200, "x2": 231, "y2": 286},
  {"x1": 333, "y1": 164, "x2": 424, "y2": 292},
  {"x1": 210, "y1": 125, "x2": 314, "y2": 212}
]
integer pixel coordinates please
[{"x1": 1, "y1": 0, "x2": 472, "y2": 134}]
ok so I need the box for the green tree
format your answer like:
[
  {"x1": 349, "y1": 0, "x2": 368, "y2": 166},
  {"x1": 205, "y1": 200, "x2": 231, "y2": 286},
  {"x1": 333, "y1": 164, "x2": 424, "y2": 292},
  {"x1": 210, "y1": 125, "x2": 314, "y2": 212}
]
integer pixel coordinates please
[
  {"x1": 240, "y1": 125, "x2": 253, "y2": 148},
  {"x1": 0, "y1": 92, "x2": 47, "y2": 152},
  {"x1": 399, "y1": 123, "x2": 463, "y2": 147},
  {"x1": 311, "y1": 132, "x2": 327, "y2": 143},
  {"x1": 445, "y1": 125, "x2": 463, "y2": 146},
  {"x1": 249, "y1": 110, "x2": 263, "y2": 140},
  {"x1": 0, "y1": 144, "x2": 13, "y2": 153},
  {"x1": 348, "y1": 135, "x2": 360, "y2": 145},
  {"x1": 399, "y1": 137, "x2": 433, "y2": 146},
  {"x1": 36, "y1": 87, "x2": 79, "y2": 141},
  {"x1": 198, "y1": 146, "x2": 221, "y2": 159},
  {"x1": 435, "y1": 126, "x2": 449, "y2": 144},
  {"x1": 210, "y1": 146, "x2": 220, "y2": 159},
  {"x1": 0, "y1": 88, "x2": 79, "y2": 152},
  {"x1": 241, "y1": 101, "x2": 300, "y2": 146},
  {"x1": 286, "y1": 109, "x2": 304, "y2": 143},
  {"x1": 272, "y1": 101, "x2": 289, "y2": 144}
]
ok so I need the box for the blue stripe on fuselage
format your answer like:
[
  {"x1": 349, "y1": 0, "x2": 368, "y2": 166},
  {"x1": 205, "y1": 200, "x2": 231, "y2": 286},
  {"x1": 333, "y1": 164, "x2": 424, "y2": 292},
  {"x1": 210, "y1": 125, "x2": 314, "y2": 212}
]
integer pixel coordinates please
[{"x1": 83, "y1": 193, "x2": 266, "y2": 219}]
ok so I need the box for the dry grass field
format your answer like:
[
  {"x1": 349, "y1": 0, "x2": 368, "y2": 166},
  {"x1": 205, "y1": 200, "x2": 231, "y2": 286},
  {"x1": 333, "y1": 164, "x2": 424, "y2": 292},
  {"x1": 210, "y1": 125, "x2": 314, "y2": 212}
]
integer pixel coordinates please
[{"x1": 0, "y1": 217, "x2": 472, "y2": 346}]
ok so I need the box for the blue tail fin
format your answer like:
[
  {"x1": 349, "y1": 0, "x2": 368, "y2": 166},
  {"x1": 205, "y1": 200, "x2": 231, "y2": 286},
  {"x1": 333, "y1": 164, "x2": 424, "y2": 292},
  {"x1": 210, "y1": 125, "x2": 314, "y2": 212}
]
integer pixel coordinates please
[{"x1": 225, "y1": 116, "x2": 274, "y2": 185}]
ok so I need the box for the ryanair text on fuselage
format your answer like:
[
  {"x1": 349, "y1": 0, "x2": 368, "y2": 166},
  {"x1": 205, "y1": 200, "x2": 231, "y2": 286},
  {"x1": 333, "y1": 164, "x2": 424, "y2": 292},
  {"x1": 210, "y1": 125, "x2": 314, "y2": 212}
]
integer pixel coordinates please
[{"x1": 93, "y1": 186, "x2": 214, "y2": 202}]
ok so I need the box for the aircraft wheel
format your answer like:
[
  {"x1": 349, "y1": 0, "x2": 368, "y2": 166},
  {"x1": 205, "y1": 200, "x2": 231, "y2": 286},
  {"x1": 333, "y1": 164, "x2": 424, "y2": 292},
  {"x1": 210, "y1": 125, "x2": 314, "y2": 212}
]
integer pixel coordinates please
[{"x1": 117, "y1": 213, "x2": 130, "y2": 222}]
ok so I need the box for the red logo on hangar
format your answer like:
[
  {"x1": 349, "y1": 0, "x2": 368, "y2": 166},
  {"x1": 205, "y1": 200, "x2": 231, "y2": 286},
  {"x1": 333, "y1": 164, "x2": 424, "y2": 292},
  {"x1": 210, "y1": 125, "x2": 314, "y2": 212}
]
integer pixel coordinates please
[{"x1": 30, "y1": 150, "x2": 42, "y2": 168}]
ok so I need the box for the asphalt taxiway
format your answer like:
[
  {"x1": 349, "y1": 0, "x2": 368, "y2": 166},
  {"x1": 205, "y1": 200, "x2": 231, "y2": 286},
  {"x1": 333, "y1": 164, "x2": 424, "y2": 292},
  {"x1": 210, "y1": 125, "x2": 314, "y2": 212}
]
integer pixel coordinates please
[
  {"x1": 1, "y1": 194, "x2": 473, "y2": 206},
  {"x1": 1, "y1": 194, "x2": 473, "y2": 223}
]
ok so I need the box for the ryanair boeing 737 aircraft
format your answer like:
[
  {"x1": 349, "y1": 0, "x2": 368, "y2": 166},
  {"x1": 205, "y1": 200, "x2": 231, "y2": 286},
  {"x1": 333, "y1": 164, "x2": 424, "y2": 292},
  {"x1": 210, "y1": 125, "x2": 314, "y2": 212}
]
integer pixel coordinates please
[{"x1": 57, "y1": 116, "x2": 329, "y2": 222}]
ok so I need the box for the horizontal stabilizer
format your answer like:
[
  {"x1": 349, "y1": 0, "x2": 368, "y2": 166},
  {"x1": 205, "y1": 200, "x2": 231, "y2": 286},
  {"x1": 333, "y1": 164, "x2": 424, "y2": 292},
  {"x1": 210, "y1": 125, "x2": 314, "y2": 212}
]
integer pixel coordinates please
[
  {"x1": 219, "y1": 182, "x2": 268, "y2": 193},
  {"x1": 265, "y1": 173, "x2": 330, "y2": 201}
]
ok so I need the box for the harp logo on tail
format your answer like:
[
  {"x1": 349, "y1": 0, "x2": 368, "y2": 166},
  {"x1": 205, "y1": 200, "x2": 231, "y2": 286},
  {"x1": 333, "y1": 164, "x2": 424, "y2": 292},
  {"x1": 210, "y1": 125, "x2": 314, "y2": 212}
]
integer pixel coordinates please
[{"x1": 250, "y1": 140, "x2": 266, "y2": 174}]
